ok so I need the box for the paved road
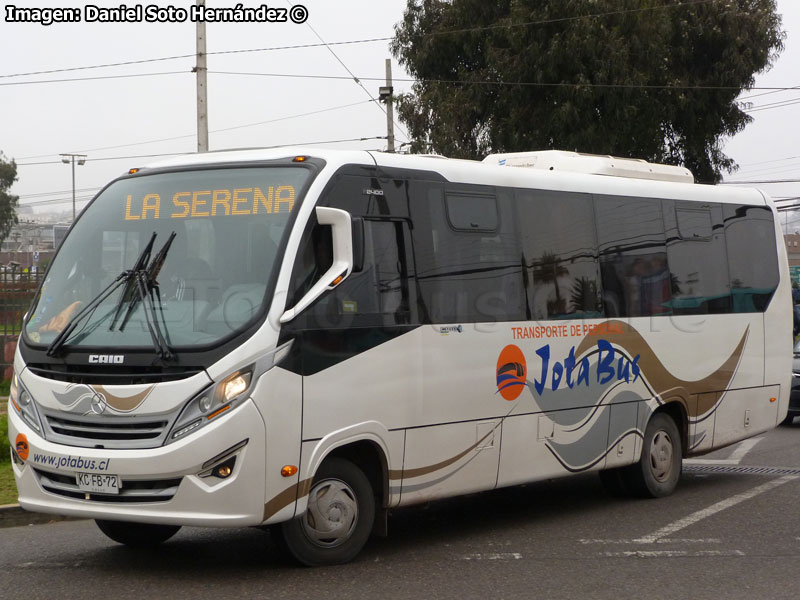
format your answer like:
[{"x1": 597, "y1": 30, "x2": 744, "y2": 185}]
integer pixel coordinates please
[{"x1": 3, "y1": 423, "x2": 800, "y2": 600}]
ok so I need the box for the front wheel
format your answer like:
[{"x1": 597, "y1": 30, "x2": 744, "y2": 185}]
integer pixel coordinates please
[
  {"x1": 277, "y1": 457, "x2": 375, "y2": 566},
  {"x1": 95, "y1": 519, "x2": 181, "y2": 547},
  {"x1": 622, "y1": 412, "x2": 682, "y2": 498}
]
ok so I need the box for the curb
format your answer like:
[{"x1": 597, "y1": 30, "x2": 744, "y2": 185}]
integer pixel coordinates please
[{"x1": 0, "y1": 503, "x2": 82, "y2": 529}]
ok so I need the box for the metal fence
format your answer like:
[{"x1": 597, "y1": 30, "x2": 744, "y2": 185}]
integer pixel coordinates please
[{"x1": 1, "y1": 270, "x2": 43, "y2": 379}]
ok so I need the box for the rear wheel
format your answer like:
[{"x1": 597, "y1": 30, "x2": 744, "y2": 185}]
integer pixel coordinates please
[
  {"x1": 277, "y1": 457, "x2": 375, "y2": 566},
  {"x1": 95, "y1": 519, "x2": 180, "y2": 547},
  {"x1": 622, "y1": 412, "x2": 682, "y2": 498}
]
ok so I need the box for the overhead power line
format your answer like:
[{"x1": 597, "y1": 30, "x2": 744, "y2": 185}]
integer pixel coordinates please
[
  {"x1": 18, "y1": 99, "x2": 373, "y2": 160},
  {"x1": 737, "y1": 155, "x2": 800, "y2": 169},
  {"x1": 745, "y1": 97, "x2": 800, "y2": 113},
  {"x1": 207, "y1": 70, "x2": 800, "y2": 93},
  {"x1": 0, "y1": 0, "x2": 721, "y2": 80},
  {"x1": 18, "y1": 187, "x2": 101, "y2": 199},
  {"x1": 15, "y1": 136, "x2": 388, "y2": 167},
  {"x1": 0, "y1": 71, "x2": 189, "y2": 87},
  {"x1": 286, "y1": 0, "x2": 409, "y2": 143}
]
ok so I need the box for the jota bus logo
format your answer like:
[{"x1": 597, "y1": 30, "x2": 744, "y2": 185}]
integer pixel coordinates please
[
  {"x1": 496, "y1": 339, "x2": 642, "y2": 399},
  {"x1": 15, "y1": 434, "x2": 29, "y2": 462},
  {"x1": 496, "y1": 345, "x2": 527, "y2": 400}
]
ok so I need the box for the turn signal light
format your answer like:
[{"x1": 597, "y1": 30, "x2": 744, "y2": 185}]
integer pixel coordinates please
[
  {"x1": 207, "y1": 405, "x2": 231, "y2": 420},
  {"x1": 281, "y1": 465, "x2": 298, "y2": 477},
  {"x1": 293, "y1": 156, "x2": 307, "y2": 162},
  {"x1": 770, "y1": 397, "x2": 777, "y2": 403},
  {"x1": 128, "y1": 168, "x2": 140, "y2": 174}
]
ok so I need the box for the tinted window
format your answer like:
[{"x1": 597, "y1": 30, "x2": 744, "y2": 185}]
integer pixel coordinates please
[
  {"x1": 595, "y1": 196, "x2": 670, "y2": 317},
  {"x1": 676, "y1": 207, "x2": 713, "y2": 240},
  {"x1": 516, "y1": 189, "x2": 601, "y2": 319},
  {"x1": 724, "y1": 204, "x2": 779, "y2": 312},
  {"x1": 411, "y1": 183, "x2": 525, "y2": 323},
  {"x1": 664, "y1": 201, "x2": 731, "y2": 314},
  {"x1": 445, "y1": 193, "x2": 498, "y2": 231},
  {"x1": 314, "y1": 220, "x2": 414, "y2": 328}
]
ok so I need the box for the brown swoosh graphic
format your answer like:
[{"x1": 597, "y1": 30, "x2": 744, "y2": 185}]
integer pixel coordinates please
[
  {"x1": 94, "y1": 385, "x2": 154, "y2": 412},
  {"x1": 575, "y1": 320, "x2": 749, "y2": 418},
  {"x1": 263, "y1": 478, "x2": 313, "y2": 521}
]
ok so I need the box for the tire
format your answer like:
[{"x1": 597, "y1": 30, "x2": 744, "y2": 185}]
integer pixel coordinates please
[
  {"x1": 95, "y1": 519, "x2": 181, "y2": 547},
  {"x1": 277, "y1": 457, "x2": 375, "y2": 567},
  {"x1": 780, "y1": 414, "x2": 795, "y2": 426},
  {"x1": 621, "y1": 412, "x2": 682, "y2": 498}
]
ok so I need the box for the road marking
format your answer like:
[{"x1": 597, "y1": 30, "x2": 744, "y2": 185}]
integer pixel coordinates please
[
  {"x1": 460, "y1": 553, "x2": 522, "y2": 561},
  {"x1": 601, "y1": 550, "x2": 744, "y2": 558},
  {"x1": 579, "y1": 538, "x2": 720, "y2": 545},
  {"x1": 634, "y1": 475, "x2": 799, "y2": 544},
  {"x1": 685, "y1": 437, "x2": 763, "y2": 466}
]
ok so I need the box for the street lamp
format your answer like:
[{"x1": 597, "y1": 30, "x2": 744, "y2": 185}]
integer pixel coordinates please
[{"x1": 60, "y1": 153, "x2": 87, "y2": 222}]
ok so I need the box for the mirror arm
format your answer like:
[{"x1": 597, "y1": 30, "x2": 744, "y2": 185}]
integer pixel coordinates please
[{"x1": 280, "y1": 207, "x2": 354, "y2": 324}]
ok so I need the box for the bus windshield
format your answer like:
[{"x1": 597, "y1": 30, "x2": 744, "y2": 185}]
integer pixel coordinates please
[{"x1": 25, "y1": 166, "x2": 311, "y2": 352}]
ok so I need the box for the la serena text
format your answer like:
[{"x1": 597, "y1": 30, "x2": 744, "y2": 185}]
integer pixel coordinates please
[{"x1": 124, "y1": 185, "x2": 295, "y2": 221}]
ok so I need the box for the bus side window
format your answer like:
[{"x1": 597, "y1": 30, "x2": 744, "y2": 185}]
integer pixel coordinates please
[
  {"x1": 287, "y1": 223, "x2": 333, "y2": 313},
  {"x1": 308, "y1": 219, "x2": 414, "y2": 328}
]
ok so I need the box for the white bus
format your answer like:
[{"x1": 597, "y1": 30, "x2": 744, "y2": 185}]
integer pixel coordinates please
[{"x1": 7, "y1": 148, "x2": 791, "y2": 565}]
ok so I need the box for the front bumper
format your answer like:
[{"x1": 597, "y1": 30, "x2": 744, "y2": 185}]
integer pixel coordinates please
[{"x1": 8, "y1": 399, "x2": 268, "y2": 527}]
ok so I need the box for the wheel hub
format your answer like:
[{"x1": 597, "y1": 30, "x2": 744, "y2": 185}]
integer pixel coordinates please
[
  {"x1": 301, "y1": 478, "x2": 359, "y2": 548},
  {"x1": 649, "y1": 430, "x2": 674, "y2": 482}
]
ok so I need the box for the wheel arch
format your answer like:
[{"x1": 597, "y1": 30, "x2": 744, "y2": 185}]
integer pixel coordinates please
[{"x1": 299, "y1": 422, "x2": 393, "y2": 522}]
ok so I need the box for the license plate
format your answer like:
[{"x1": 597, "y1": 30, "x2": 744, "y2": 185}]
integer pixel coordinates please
[{"x1": 76, "y1": 472, "x2": 120, "y2": 495}]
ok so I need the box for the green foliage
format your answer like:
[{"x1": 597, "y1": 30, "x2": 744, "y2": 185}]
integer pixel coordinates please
[
  {"x1": 0, "y1": 462, "x2": 18, "y2": 505},
  {"x1": 391, "y1": 0, "x2": 785, "y2": 182},
  {"x1": 0, "y1": 152, "x2": 19, "y2": 242},
  {"x1": 0, "y1": 413, "x2": 9, "y2": 464}
]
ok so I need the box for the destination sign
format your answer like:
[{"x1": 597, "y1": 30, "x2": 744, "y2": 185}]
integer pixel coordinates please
[{"x1": 124, "y1": 185, "x2": 296, "y2": 220}]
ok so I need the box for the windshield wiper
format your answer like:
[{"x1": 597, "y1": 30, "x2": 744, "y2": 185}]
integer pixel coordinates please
[
  {"x1": 109, "y1": 231, "x2": 157, "y2": 331},
  {"x1": 45, "y1": 270, "x2": 135, "y2": 357},
  {"x1": 46, "y1": 231, "x2": 176, "y2": 360},
  {"x1": 117, "y1": 232, "x2": 175, "y2": 330},
  {"x1": 116, "y1": 231, "x2": 177, "y2": 358}
]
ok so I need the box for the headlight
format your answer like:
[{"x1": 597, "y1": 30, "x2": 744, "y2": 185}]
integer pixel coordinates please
[
  {"x1": 9, "y1": 372, "x2": 43, "y2": 433},
  {"x1": 166, "y1": 366, "x2": 255, "y2": 444}
]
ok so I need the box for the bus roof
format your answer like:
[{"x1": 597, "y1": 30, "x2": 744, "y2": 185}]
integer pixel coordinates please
[{"x1": 137, "y1": 147, "x2": 768, "y2": 207}]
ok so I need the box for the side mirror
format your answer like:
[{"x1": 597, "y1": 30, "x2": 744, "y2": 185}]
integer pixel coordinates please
[{"x1": 279, "y1": 207, "x2": 354, "y2": 324}]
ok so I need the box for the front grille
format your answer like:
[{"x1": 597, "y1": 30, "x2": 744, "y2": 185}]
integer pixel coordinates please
[
  {"x1": 47, "y1": 415, "x2": 168, "y2": 441},
  {"x1": 27, "y1": 363, "x2": 204, "y2": 385},
  {"x1": 34, "y1": 468, "x2": 182, "y2": 503},
  {"x1": 41, "y1": 411, "x2": 172, "y2": 449}
]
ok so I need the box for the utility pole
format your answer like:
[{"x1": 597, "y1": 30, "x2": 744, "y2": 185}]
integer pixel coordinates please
[
  {"x1": 60, "y1": 153, "x2": 87, "y2": 222},
  {"x1": 379, "y1": 59, "x2": 395, "y2": 153},
  {"x1": 196, "y1": 0, "x2": 209, "y2": 153}
]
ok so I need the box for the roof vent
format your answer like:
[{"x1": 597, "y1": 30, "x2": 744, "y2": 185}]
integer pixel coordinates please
[{"x1": 482, "y1": 150, "x2": 694, "y2": 183}]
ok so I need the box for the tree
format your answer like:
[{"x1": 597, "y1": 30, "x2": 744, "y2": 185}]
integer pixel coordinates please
[
  {"x1": 0, "y1": 152, "x2": 19, "y2": 242},
  {"x1": 391, "y1": 0, "x2": 784, "y2": 182}
]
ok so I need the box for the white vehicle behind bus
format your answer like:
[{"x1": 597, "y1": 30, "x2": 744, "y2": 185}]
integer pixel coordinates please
[{"x1": 7, "y1": 148, "x2": 791, "y2": 565}]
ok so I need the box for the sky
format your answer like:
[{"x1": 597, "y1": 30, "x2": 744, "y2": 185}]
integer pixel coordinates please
[{"x1": 1, "y1": 0, "x2": 799, "y2": 223}]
